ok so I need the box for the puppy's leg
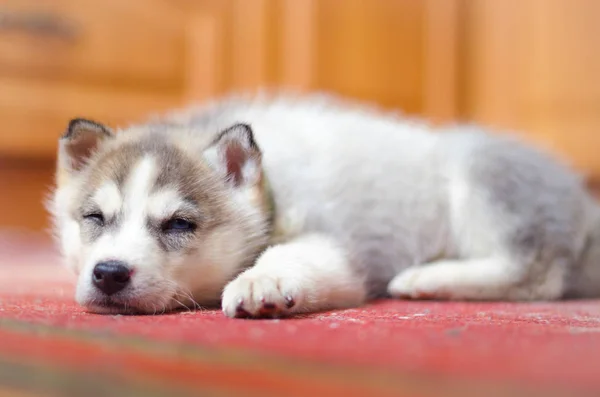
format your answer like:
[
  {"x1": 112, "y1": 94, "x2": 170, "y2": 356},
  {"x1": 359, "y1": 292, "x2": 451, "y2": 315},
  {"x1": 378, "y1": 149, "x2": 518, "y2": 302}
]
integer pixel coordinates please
[
  {"x1": 388, "y1": 257, "x2": 565, "y2": 301},
  {"x1": 390, "y1": 134, "x2": 585, "y2": 302},
  {"x1": 222, "y1": 233, "x2": 367, "y2": 318}
]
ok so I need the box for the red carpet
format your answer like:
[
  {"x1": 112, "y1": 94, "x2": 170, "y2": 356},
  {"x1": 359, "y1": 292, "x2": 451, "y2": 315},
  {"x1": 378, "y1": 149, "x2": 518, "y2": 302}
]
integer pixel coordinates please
[{"x1": 1, "y1": 236, "x2": 600, "y2": 397}]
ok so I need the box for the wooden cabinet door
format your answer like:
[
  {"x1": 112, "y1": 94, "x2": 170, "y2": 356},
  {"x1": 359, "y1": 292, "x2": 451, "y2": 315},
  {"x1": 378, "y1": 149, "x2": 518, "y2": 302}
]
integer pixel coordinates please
[
  {"x1": 462, "y1": 0, "x2": 600, "y2": 182},
  {"x1": 183, "y1": 0, "x2": 458, "y2": 120},
  {"x1": 0, "y1": 0, "x2": 187, "y2": 158}
]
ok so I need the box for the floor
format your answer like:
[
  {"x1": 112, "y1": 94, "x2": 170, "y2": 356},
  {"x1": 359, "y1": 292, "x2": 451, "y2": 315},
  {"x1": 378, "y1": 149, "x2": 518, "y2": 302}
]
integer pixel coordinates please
[{"x1": 1, "y1": 235, "x2": 600, "y2": 397}]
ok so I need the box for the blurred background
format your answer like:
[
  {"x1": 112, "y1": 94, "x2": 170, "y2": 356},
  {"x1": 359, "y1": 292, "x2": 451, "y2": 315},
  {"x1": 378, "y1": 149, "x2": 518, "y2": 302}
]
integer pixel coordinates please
[{"x1": 0, "y1": 0, "x2": 599, "y2": 238}]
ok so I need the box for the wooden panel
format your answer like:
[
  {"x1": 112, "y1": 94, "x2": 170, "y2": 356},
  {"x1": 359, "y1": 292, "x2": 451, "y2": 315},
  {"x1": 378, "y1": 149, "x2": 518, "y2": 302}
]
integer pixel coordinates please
[
  {"x1": 0, "y1": 0, "x2": 186, "y2": 90},
  {"x1": 462, "y1": 0, "x2": 524, "y2": 129},
  {"x1": 182, "y1": 4, "x2": 226, "y2": 101},
  {"x1": 315, "y1": 0, "x2": 425, "y2": 113},
  {"x1": 180, "y1": 0, "x2": 275, "y2": 100},
  {"x1": 279, "y1": 0, "x2": 317, "y2": 90},
  {"x1": 180, "y1": 0, "x2": 430, "y2": 113},
  {"x1": 181, "y1": 0, "x2": 439, "y2": 118},
  {"x1": 423, "y1": 0, "x2": 461, "y2": 123},
  {"x1": 0, "y1": 77, "x2": 182, "y2": 157},
  {"x1": 229, "y1": 0, "x2": 272, "y2": 90},
  {"x1": 0, "y1": 159, "x2": 54, "y2": 232},
  {"x1": 462, "y1": 0, "x2": 600, "y2": 179},
  {"x1": 521, "y1": 0, "x2": 600, "y2": 179}
]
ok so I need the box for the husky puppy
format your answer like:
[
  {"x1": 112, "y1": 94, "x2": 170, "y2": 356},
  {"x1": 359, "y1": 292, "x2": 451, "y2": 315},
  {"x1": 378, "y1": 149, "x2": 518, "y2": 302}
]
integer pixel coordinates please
[{"x1": 48, "y1": 93, "x2": 600, "y2": 318}]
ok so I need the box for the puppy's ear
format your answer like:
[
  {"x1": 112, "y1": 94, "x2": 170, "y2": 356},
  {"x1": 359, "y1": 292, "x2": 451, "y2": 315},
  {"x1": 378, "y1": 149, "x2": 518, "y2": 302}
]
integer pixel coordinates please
[
  {"x1": 203, "y1": 123, "x2": 262, "y2": 187},
  {"x1": 58, "y1": 118, "x2": 114, "y2": 174}
]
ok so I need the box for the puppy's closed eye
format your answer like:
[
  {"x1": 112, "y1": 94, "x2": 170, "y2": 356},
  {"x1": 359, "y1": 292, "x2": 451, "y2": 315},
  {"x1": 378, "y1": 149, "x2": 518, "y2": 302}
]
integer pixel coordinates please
[
  {"x1": 161, "y1": 218, "x2": 196, "y2": 233},
  {"x1": 83, "y1": 212, "x2": 105, "y2": 226}
]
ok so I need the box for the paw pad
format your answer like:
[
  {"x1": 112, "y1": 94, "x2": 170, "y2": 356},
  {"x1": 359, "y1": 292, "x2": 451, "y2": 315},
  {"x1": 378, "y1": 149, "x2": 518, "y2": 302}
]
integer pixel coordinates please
[
  {"x1": 285, "y1": 295, "x2": 295, "y2": 308},
  {"x1": 222, "y1": 272, "x2": 303, "y2": 319}
]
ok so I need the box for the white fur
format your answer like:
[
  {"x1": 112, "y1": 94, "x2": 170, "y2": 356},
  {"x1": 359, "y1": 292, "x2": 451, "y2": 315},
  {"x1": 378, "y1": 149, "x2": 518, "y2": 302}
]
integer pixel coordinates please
[
  {"x1": 222, "y1": 233, "x2": 366, "y2": 317},
  {"x1": 76, "y1": 156, "x2": 174, "y2": 310},
  {"x1": 92, "y1": 182, "x2": 121, "y2": 219},
  {"x1": 388, "y1": 257, "x2": 565, "y2": 301},
  {"x1": 50, "y1": 183, "x2": 83, "y2": 274},
  {"x1": 51, "y1": 93, "x2": 600, "y2": 318},
  {"x1": 147, "y1": 189, "x2": 187, "y2": 220},
  {"x1": 89, "y1": 156, "x2": 157, "y2": 267}
]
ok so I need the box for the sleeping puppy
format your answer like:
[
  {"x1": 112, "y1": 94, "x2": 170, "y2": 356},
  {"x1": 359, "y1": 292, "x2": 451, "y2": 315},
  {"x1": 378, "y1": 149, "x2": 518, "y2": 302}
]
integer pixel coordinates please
[{"x1": 48, "y1": 93, "x2": 600, "y2": 318}]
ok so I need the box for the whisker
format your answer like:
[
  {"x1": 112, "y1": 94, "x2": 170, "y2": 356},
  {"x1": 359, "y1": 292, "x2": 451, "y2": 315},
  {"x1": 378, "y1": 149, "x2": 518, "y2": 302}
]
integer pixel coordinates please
[
  {"x1": 172, "y1": 297, "x2": 191, "y2": 312},
  {"x1": 176, "y1": 287, "x2": 204, "y2": 311}
]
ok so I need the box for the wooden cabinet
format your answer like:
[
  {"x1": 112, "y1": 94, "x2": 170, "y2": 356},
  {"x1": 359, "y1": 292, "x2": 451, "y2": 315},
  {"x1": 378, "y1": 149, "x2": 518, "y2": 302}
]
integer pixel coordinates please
[
  {"x1": 0, "y1": 0, "x2": 190, "y2": 230},
  {"x1": 461, "y1": 0, "x2": 600, "y2": 184},
  {"x1": 0, "y1": 0, "x2": 599, "y2": 231},
  {"x1": 180, "y1": 0, "x2": 458, "y2": 119},
  {"x1": 0, "y1": 0, "x2": 187, "y2": 158}
]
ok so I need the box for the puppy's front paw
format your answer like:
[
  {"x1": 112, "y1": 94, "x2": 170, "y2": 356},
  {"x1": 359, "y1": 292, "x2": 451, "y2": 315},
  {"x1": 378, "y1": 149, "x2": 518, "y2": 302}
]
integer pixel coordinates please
[{"x1": 221, "y1": 269, "x2": 302, "y2": 319}]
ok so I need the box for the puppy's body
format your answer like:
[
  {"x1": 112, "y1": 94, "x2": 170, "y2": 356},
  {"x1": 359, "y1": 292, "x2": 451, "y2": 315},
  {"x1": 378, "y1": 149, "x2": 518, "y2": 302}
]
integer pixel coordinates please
[{"x1": 50, "y1": 93, "x2": 600, "y2": 317}]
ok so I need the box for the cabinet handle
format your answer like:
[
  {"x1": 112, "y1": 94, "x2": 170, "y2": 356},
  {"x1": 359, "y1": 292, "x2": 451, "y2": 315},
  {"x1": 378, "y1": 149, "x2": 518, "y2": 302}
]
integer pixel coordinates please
[{"x1": 0, "y1": 9, "x2": 79, "y2": 41}]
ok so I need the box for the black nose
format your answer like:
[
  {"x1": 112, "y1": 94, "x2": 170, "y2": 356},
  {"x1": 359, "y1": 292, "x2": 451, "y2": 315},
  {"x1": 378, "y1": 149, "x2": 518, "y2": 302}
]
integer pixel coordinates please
[{"x1": 92, "y1": 261, "x2": 131, "y2": 296}]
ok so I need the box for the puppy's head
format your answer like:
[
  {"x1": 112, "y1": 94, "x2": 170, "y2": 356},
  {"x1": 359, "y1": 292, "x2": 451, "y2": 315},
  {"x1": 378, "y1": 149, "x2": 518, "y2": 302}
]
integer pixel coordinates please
[{"x1": 49, "y1": 119, "x2": 271, "y2": 314}]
